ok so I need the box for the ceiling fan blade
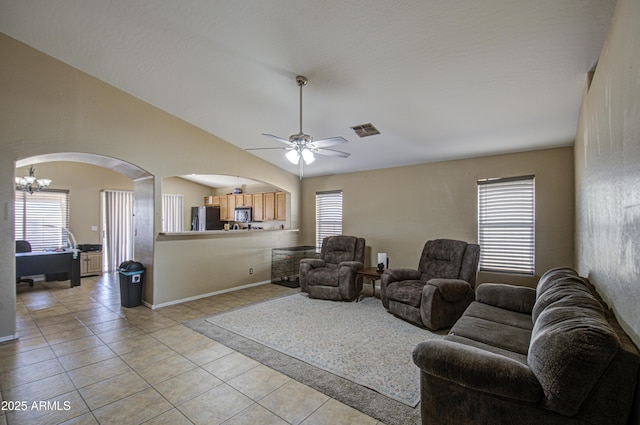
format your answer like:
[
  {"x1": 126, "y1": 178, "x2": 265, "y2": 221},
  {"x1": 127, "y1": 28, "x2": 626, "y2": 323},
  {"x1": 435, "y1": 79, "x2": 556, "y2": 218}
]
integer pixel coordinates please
[
  {"x1": 310, "y1": 136, "x2": 348, "y2": 148},
  {"x1": 314, "y1": 148, "x2": 351, "y2": 158},
  {"x1": 261, "y1": 133, "x2": 291, "y2": 145},
  {"x1": 246, "y1": 147, "x2": 289, "y2": 151}
]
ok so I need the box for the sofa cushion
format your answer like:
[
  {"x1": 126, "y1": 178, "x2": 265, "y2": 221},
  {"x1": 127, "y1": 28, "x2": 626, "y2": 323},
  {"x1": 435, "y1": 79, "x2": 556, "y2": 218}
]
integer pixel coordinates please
[
  {"x1": 535, "y1": 267, "x2": 582, "y2": 295},
  {"x1": 306, "y1": 268, "x2": 339, "y2": 287},
  {"x1": 449, "y1": 315, "x2": 532, "y2": 355},
  {"x1": 532, "y1": 275, "x2": 599, "y2": 323},
  {"x1": 463, "y1": 301, "x2": 533, "y2": 331},
  {"x1": 476, "y1": 283, "x2": 537, "y2": 314},
  {"x1": 386, "y1": 280, "x2": 424, "y2": 307},
  {"x1": 419, "y1": 239, "x2": 466, "y2": 281},
  {"x1": 445, "y1": 334, "x2": 529, "y2": 365},
  {"x1": 528, "y1": 297, "x2": 620, "y2": 416},
  {"x1": 323, "y1": 236, "x2": 358, "y2": 264}
]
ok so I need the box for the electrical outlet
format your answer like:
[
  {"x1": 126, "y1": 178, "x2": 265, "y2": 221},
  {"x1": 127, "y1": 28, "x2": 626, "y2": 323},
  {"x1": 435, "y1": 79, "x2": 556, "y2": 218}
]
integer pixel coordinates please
[{"x1": 249, "y1": 268, "x2": 254, "y2": 275}]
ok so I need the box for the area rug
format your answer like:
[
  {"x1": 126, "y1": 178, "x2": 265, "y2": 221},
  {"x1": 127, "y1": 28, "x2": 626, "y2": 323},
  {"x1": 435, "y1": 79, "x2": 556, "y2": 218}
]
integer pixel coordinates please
[{"x1": 203, "y1": 294, "x2": 443, "y2": 408}]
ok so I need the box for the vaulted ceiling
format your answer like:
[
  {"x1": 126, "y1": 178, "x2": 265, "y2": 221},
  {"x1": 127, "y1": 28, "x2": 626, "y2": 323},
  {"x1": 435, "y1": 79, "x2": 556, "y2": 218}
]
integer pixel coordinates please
[{"x1": 0, "y1": 1, "x2": 616, "y2": 178}]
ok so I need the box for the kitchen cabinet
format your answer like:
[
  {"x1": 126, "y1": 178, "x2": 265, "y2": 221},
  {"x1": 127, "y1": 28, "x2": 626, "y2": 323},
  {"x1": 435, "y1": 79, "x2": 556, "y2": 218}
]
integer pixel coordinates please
[
  {"x1": 253, "y1": 193, "x2": 264, "y2": 221},
  {"x1": 202, "y1": 190, "x2": 285, "y2": 222},
  {"x1": 264, "y1": 192, "x2": 275, "y2": 221},
  {"x1": 80, "y1": 251, "x2": 102, "y2": 277},
  {"x1": 227, "y1": 195, "x2": 236, "y2": 220},
  {"x1": 219, "y1": 196, "x2": 229, "y2": 221},
  {"x1": 204, "y1": 196, "x2": 220, "y2": 206},
  {"x1": 276, "y1": 191, "x2": 286, "y2": 221}
]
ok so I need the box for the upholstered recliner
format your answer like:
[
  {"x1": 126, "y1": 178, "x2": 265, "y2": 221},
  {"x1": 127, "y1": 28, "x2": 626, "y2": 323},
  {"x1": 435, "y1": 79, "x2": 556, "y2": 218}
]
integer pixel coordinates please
[
  {"x1": 300, "y1": 235, "x2": 365, "y2": 301},
  {"x1": 381, "y1": 239, "x2": 480, "y2": 330}
]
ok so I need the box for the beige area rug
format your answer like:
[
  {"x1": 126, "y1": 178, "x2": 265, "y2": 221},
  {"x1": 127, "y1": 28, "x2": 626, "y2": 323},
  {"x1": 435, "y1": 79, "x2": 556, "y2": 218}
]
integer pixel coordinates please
[{"x1": 204, "y1": 293, "x2": 444, "y2": 407}]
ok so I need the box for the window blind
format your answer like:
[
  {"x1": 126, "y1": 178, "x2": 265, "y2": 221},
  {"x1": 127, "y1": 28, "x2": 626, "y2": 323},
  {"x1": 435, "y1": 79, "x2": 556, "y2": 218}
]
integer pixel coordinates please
[
  {"x1": 316, "y1": 190, "x2": 343, "y2": 249},
  {"x1": 102, "y1": 190, "x2": 134, "y2": 273},
  {"x1": 162, "y1": 193, "x2": 184, "y2": 232},
  {"x1": 478, "y1": 175, "x2": 535, "y2": 275},
  {"x1": 15, "y1": 189, "x2": 70, "y2": 251}
]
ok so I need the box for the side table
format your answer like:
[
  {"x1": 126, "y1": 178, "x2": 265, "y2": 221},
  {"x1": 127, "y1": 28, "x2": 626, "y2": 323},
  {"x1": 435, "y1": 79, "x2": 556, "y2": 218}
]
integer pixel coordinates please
[{"x1": 356, "y1": 267, "x2": 384, "y2": 301}]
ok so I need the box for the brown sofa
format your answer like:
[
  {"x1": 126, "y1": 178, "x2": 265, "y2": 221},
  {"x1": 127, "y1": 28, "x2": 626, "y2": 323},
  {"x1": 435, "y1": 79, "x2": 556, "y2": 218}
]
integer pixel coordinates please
[{"x1": 412, "y1": 267, "x2": 640, "y2": 425}]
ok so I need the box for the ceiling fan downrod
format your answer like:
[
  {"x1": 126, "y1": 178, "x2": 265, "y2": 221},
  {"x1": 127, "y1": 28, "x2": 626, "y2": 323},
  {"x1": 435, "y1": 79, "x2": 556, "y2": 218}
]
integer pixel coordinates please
[{"x1": 296, "y1": 75, "x2": 307, "y2": 136}]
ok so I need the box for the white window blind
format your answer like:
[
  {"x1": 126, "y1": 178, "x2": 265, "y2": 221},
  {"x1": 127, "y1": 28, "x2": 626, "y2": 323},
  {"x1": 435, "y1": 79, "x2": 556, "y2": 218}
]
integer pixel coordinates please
[
  {"x1": 15, "y1": 190, "x2": 70, "y2": 251},
  {"x1": 478, "y1": 175, "x2": 535, "y2": 275},
  {"x1": 162, "y1": 194, "x2": 184, "y2": 232},
  {"x1": 316, "y1": 190, "x2": 343, "y2": 249},
  {"x1": 102, "y1": 190, "x2": 134, "y2": 272}
]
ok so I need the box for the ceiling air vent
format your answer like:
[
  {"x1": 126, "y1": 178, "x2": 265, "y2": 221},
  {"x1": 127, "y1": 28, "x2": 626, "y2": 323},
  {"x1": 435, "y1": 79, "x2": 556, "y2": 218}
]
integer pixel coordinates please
[{"x1": 350, "y1": 123, "x2": 380, "y2": 138}]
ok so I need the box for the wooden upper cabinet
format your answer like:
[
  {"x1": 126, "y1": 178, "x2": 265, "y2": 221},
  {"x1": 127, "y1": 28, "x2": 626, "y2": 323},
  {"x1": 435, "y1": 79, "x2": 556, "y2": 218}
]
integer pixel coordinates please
[
  {"x1": 219, "y1": 195, "x2": 229, "y2": 221},
  {"x1": 264, "y1": 192, "x2": 275, "y2": 221},
  {"x1": 205, "y1": 195, "x2": 221, "y2": 206},
  {"x1": 227, "y1": 194, "x2": 236, "y2": 219},
  {"x1": 276, "y1": 191, "x2": 286, "y2": 221},
  {"x1": 202, "y1": 191, "x2": 284, "y2": 223},
  {"x1": 253, "y1": 193, "x2": 264, "y2": 221}
]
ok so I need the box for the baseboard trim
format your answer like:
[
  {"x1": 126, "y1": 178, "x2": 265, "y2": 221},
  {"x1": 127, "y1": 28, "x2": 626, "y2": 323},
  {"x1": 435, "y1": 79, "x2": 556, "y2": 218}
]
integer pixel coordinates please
[
  {"x1": 0, "y1": 332, "x2": 19, "y2": 343},
  {"x1": 148, "y1": 280, "x2": 272, "y2": 309}
]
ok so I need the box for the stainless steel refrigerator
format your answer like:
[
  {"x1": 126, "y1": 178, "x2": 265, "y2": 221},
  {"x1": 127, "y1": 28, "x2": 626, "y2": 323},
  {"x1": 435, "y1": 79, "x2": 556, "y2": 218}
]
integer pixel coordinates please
[{"x1": 191, "y1": 206, "x2": 225, "y2": 231}]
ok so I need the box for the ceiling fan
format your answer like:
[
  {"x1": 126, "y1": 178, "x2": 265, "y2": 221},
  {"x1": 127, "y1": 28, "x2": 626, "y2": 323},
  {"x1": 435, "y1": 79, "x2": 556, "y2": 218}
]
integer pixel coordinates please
[{"x1": 247, "y1": 75, "x2": 350, "y2": 178}]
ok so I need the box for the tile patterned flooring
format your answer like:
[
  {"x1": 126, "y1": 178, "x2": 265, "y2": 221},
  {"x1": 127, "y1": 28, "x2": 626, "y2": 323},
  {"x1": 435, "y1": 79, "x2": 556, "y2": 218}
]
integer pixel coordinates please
[{"x1": 1, "y1": 274, "x2": 383, "y2": 425}]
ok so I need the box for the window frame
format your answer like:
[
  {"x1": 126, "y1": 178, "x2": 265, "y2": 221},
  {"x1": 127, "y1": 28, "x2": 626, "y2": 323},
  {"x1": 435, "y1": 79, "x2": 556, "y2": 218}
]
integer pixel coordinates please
[{"x1": 477, "y1": 175, "x2": 535, "y2": 275}]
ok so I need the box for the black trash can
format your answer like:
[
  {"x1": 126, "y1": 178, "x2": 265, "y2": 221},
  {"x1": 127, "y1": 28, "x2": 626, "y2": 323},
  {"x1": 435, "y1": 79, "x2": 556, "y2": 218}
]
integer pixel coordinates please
[{"x1": 118, "y1": 261, "x2": 145, "y2": 308}]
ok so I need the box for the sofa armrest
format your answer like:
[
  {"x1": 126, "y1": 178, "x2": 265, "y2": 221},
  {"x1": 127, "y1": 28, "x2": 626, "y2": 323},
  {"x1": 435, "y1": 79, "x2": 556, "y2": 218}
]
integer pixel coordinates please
[
  {"x1": 426, "y1": 278, "x2": 473, "y2": 303},
  {"x1": 380, "y1": 268, "x2": 422, "y2": 309},
  {"x1": 338, "y1": 261, "x2": 364, "y2": 271},
  {"x1": 412, "y1": 339, "x2": 542, "y2": 403},
  {"x1": 382, "y1": 268, "x2": 421, "y2": 284},
  {"x1": 300, "y1": 258, "x2": 326, "y2": 269},
  {"x1": 476, "y1": 283, "x2": 536, "y2": 314}
]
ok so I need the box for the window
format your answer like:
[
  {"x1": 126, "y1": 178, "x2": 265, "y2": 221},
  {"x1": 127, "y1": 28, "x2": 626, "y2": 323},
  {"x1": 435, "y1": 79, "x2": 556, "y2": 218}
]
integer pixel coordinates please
[
  {"x1": 477, "y1": 175, "x2": 535, "y2": 275},
  {"x1": 316, "y1": 190, "x2": 343, "y2": 249},
  {"x1": 15, "y1": 190, "x2": 70, "y2": 251},
  {"x1": 162, "y1": 194, "x2": 184, "y2": 232}
]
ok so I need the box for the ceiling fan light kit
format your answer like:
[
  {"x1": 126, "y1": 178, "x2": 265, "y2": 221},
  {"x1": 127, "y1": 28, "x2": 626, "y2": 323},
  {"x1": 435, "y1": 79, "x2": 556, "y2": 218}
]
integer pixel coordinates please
[{"x1": 248, "y1": 75, "x2": 350, "y2": 178}]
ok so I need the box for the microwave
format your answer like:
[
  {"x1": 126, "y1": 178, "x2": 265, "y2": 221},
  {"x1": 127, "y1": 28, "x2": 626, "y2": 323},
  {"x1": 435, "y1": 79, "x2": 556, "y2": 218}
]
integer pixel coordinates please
[{"x1": 234, "y1": 207, "x2": 252, "y2": 223}]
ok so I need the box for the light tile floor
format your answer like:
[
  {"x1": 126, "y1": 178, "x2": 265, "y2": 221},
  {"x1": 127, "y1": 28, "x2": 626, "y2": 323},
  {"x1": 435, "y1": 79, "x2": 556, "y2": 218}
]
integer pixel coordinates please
[{"x1": 1, "y1": 274, "x2": 383, "y2": 425}]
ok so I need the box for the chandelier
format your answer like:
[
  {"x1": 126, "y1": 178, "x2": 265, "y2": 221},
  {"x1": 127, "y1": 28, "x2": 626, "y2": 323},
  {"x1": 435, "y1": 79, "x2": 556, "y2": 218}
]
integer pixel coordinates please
[{"x1": 15, "y1": 166, "x2": 52, "y2": 194}]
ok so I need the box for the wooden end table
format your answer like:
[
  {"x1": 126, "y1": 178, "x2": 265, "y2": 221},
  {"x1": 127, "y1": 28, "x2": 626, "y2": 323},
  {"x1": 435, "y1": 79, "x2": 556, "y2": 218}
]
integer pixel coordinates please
[{"x1": 357, "y1": 267, "x2": 384, "y2": 301}]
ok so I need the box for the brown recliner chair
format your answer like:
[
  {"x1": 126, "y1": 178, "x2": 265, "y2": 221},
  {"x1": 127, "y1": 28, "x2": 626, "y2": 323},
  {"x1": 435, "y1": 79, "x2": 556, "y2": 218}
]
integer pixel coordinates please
[
  {"x1": 299, "y1": 235, "x2": 365, "y2": 301},
  {"x1": 381, "y1": 239, "x2": 480, "y2": 330}
]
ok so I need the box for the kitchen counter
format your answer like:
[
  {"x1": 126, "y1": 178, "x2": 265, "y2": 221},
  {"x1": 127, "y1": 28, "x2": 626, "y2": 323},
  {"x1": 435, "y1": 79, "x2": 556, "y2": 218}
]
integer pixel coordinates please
[{"x1": 157, "y1": 228, "x2": 299, "y2": 241}]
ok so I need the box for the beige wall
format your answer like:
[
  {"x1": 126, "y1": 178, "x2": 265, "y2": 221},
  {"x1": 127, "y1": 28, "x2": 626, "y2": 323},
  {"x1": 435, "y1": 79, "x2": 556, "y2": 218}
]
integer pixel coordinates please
[
  {"x1": 301, "y1": 147, "x2": 575, "y2": 287},
  {"x1": 0, "y1": 33, "x2": 301, "y2": 339},
  {"x1": 574, "y1": 0, "x2": 640, "y2": 346}
]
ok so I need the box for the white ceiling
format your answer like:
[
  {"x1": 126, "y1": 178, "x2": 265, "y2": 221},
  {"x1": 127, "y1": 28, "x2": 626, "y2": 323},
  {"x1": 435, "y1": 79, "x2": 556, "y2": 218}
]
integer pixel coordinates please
[{"x1": 0, "y1": 1, "x2": 616, "y2": 178}]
